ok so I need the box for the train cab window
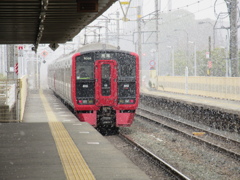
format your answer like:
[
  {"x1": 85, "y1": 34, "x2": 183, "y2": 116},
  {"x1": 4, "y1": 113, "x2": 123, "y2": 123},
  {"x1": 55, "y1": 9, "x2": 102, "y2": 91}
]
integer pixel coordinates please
[
  {"x1": 120, "y1": 65, "x2": 134, "y2": 77},
  {"x1": 77, "y1": 68, "x2": 89, "y2": 79},
  {"x1": 101, "y1": 64, "x2": 110, "y2": 79},
  {"x1": 76, "y1": 54, "x2": 94, "y2": 80},
  {"x1": 118, "y1": 54, "x2": 136, "y2": 78},
  {"x1": 76, "y1": 64, "x2": 93, "y2": 80},
  {"x1": 101, "y1": 64, "x2": 111, "y2": 96},
  {"x1": 76, "y1": 55, "x2": 95, "y2": 99},
  {"x1": 117, "y1": 54, "x2": 136, "y2": 99}
]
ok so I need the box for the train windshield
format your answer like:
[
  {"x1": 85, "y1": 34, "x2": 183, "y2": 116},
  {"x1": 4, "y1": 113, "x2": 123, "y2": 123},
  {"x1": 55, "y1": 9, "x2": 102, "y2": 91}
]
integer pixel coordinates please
[
  {"x1": 75, "y1": 54, "x2": 95, "y2": 100},
  {"x1": 117, "y1": 53, "x2": 136, "y2": 78},
  {"x1": 76, "y1": 54, "x2": 94, "y2": 80}
]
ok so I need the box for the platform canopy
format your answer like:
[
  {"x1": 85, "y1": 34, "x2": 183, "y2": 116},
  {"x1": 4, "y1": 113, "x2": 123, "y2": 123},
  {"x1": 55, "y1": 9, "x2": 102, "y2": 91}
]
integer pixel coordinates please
[{"x1": 0, "y1": 0, "x2": 117, "y2": 50}]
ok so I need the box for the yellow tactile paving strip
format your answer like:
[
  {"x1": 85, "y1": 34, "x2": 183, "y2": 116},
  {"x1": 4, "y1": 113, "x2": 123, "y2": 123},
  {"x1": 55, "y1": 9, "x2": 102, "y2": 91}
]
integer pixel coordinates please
[{"x1": 39, "y1": 90, "x2": 95, "y2": 180}]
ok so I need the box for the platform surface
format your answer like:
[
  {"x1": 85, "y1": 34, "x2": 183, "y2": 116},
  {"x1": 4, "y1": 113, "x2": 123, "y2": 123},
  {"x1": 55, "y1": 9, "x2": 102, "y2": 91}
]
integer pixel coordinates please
[
  {"x1": 141, "y1": 88, "x2": 240, "y2": 115},
  {"x1": 0, "y1": 89, "x2": 150, "y2": 180}
]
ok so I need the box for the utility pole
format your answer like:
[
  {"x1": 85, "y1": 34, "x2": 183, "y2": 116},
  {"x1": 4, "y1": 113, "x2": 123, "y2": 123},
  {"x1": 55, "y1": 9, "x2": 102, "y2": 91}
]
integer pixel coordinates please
[
  {"x1": 94, "y1": 29, "x2": 97, "y2": 42},
  {"x1": 155, "y1": 0, "x2": 159, "y2": 75},
  {"x1": 209, "y1": 36, "x2": 212, "y2": 75},
  {"x1": 168, "y1": 0, "x2": 172, "y2": 11},
  {"x1": 0, "y1": 45, "x2": 6, "y2": 76},
  {"x1": 137, "y1": 6, "x2": 142, "y2": 80},
  {"x1": 116, "y1": 11, "x2": 120, "y2": 47},
  {"x1": 226, "y1": 0, "x2": 238, "y2": 77},
  {"x1": 0, "y1": 46, "x2": 2, "y2": 75},
  {"x1": 84, "y1": 28, "x2": 87, "y2": 45},
  {"x1": 7, "y1": 45, "x2": 15, "y2": 80},
  {"x1": 105, "y1": 19, "x2": 108, "y2": 44}
]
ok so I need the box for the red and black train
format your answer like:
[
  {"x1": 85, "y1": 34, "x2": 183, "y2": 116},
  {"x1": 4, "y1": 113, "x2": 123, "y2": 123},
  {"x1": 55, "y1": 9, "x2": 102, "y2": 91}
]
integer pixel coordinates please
[{"x1": 48, "y1": 43, "x2": 139, "y2": 132}]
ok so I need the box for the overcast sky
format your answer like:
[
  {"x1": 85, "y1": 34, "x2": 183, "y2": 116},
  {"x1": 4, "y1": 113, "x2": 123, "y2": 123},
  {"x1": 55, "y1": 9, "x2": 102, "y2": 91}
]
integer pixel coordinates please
[
  {"x1": 142, "y1": 0, "x2": 229, "y2": 20},
  {"x1": 108, "y1": 0, "x2": 230, "y2": 21}
]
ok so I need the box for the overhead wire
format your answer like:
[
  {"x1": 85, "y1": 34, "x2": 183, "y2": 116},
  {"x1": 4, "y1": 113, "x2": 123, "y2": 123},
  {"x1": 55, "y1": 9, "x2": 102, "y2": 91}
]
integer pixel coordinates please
[
  {"x1": 84, "y1": 0, "x2": 232, "y2": 45},
  {"x1": 161, "y1": 0, "x2": 206, "y2": 13},
  {"x1": 140, "y1": 0, "x2": 227, "y2": 27},
  {"x1": 214, "y1": 0, "x2": 229, "y2": 19},
  {"x1": 121, "y1": 0, "x2": 227, "y2": 47}
]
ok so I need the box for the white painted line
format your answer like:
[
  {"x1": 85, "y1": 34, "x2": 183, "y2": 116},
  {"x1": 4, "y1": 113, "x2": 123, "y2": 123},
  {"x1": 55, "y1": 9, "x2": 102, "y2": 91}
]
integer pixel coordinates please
[
  {"x1": 79, "y1": 131, "x2": 90, "y2": 134},
  {"x1": 87, "y1": 142, "x2": 100, "y2": 145},
  {"x1": 63, "y1": 120, "x2": 71, "y2": 122}
]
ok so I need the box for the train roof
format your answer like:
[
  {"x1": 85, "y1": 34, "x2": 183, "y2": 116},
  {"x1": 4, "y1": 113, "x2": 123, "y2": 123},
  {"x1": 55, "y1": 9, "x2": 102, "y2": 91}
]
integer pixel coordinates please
[
  {"x1": 76, "y1": 43, "x2": 119, "y2": 53},
  {"x1": 48, "y1": 43, "x2": 137, "y2": 66}
]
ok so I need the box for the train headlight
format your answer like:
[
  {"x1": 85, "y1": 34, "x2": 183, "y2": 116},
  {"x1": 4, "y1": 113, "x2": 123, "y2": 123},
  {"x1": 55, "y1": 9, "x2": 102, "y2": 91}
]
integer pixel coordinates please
[
  {"x1": 77, "y1": 99, "x2": 94, "y2": 105},
  {"x1": 118, "y1": 99, "x2": 135, "y2": 104},
  {"x1": 88, "y1": 100, "x2": 94, "y2": 104},
  {"x1": 119, "y1": 99, "x2": 124, "y2": 104}
]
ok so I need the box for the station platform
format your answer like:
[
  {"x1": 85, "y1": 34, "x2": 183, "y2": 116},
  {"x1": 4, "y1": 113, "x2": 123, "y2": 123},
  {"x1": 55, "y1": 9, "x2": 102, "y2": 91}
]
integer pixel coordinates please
[
  {"x1": 0, "y1": 89, "x2": 150, "y2": 180},
  {"x1": 141, "y1": 87, "x2": 240, "y2": 115},
  {"x1": 141, "y1": 87, "x2": 240, "y2": 136}
]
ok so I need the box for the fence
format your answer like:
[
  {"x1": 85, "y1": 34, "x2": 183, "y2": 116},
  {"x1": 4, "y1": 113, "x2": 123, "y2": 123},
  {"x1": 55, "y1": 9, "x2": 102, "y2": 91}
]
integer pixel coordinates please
[
  {"x1": 0, "y1": 81, "x2": 16, "y2": 108},
  {"x1": 19, "y1": 76, "x2": 28, "y2": 122},
  {"x1": 0, "y1": 76, "x2": 28, "y2": 122},
  {"x1": 156, "y1": 76, "x2": 240, "y2": 101},
  {"x1": 0, "y1": 79, "x2": 17, "y2": 122}
]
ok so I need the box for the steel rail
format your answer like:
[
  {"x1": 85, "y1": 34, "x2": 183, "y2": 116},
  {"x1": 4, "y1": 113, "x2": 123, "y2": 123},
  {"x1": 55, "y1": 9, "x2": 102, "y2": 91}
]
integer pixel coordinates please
[
  {"x1": 118, "y1": 133, "x2": 191, "y2": 180},
  {"x1": 138, "y1": 107, "x2": 240, "y2": 146},
  {"x1": 136, "y1": 107, "x2": 240, "y2": 161}
]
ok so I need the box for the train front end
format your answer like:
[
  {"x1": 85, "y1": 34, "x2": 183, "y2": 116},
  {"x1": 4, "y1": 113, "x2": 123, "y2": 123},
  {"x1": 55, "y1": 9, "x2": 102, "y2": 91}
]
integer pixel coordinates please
[{"x1": 71, "y1": 50, "x2": 139, "y2": 128}]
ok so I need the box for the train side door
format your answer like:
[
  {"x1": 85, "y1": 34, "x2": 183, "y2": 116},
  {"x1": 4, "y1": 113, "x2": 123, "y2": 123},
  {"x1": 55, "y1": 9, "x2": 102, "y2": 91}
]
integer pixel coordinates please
[{"x1": 95, "y1": 60, "x2": 117, "y2": 106}]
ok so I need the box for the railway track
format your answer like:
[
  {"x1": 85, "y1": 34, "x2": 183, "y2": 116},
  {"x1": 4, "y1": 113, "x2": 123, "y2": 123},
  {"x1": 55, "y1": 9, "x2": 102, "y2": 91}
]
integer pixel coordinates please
[
  {"x1": 136, "y1": 106, "x2": 240, "y2": 161},
  {"x1": 118, "y1": 133, "x2": 191, "y2": 180}
]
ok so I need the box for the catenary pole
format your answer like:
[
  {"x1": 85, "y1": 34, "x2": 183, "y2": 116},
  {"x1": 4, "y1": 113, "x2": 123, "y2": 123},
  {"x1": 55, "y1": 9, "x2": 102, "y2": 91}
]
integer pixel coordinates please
[{"x1": 226, "y1": 0, "x2": 239, "y2": 76}]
